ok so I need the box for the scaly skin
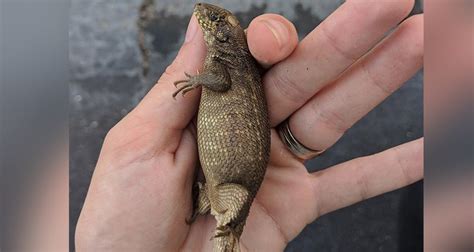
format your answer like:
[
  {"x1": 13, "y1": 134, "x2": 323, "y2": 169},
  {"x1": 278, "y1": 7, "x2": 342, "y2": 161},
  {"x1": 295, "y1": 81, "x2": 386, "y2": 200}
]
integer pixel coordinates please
[{"x1": 173, "y1": 3, "x2": 270, "y2": 252}]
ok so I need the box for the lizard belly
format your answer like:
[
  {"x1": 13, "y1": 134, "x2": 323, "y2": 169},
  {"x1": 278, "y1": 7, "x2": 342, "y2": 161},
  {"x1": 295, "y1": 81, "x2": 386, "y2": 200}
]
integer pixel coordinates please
[{"x1": 197, "y1": 83, "x2": 270, "y2": 191}]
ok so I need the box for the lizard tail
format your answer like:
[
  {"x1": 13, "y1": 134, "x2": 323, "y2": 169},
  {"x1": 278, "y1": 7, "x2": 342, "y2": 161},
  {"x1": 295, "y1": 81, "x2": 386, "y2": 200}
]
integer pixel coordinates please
[
  {"x1": 213, "y1": 223, "x2": 244, "y2": 252},
  {"x1": 213, "y1": 233, "x2": 240, "y2": 252}
]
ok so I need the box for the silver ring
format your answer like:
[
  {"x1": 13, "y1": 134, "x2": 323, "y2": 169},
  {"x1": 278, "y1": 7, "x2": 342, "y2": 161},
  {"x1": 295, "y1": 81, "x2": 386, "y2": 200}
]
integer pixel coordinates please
[{"x1": 277, "y1": 118, "x2": 325, "y2": 160}]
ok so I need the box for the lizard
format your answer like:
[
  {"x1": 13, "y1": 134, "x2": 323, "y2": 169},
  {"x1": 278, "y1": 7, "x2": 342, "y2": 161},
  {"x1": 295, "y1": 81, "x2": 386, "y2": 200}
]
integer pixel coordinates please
[{"x1": 172, "y1": 3, "x2": 271, "y2": 252}]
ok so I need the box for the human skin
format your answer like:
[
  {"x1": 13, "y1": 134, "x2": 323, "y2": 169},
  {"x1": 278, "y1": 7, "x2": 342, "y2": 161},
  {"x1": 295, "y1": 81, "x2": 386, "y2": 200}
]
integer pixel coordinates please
[{"x1": 75, "y1": 0, "x2": 423, "y2": 251}]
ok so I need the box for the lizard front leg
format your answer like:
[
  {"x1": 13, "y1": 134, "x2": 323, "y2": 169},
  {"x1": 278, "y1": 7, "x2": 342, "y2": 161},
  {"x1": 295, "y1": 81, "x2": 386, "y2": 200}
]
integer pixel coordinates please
[{"x1": 173, "y1": 63, "x2": 231, "y2": 98}]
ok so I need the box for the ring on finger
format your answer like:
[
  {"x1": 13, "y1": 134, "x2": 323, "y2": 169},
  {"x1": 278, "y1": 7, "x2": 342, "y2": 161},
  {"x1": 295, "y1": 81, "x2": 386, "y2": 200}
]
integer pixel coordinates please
[{"x1": 277, "y1": 118, "x2": 325, "y2": 160}]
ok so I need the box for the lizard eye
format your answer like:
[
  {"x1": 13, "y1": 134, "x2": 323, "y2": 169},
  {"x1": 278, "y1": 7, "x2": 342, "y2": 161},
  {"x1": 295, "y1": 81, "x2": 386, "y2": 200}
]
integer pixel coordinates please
[{"x1": 209, "y1": 12, "x2": 218, "y2": 21}]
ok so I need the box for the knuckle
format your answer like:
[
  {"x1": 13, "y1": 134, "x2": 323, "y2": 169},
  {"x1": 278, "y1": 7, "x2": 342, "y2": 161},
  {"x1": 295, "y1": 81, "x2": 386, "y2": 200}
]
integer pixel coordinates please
[
  {"x1": 102, "y1": 115, "x2": 136, "y2": 149},
  {"x1": 393, "y1": 147, "x2": 416, "y2": 186},
  {"x1": 319, "y1": 24, "x2": 359, "y2": 61},
  {"x1": 384, "y1": 0, "x2": 414, "y2": 20},
  {"x1": 374, "y1": 0, "x2": 414, "y2": 21},
  {"x1": 400, "y1": 14, "x2": 424, "y2": 59},
  {"x1": 355, "y1": 160, "x2": 371, "y2": 201},
  {"x1": 161, "y1": 61, "x2": 182, "y2": 82},
  {"x1": 268, "y1": 71, "x2": 307, "y2": 104},
  {"x1": 102, "y1": 123, "x2": 122, "y2": 147},
  {"x1": 160, "y1": 49, "x2": 189, "y2": 84},
  {"x1": 360, "y1": 60, "x2": 393, "y2": 95},
  {"x1": 348, "y1": 0, "x2": 414, "y2": 23},
  {"x1": 310, "y1": 102, "x2": 349, "y2": 135}
]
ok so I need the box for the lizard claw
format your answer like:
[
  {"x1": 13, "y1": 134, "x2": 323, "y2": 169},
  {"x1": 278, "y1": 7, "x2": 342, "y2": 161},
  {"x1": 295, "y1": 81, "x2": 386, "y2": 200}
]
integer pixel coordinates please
[
  {"x1": 214, "y1": 225, "x2": 237, "y2": 238},
  {"x1": 173, "y1": 72, "x2": 193, "y2": 88},
  {"x1": 181, "y1": 86, "x2": 197, "y2": 96},
  {"x1": 172, "y1": 84, "x2": 189, "y2": 98},
  {"x1": 173, "y1": 79, "x2": 188, "y2": 87},
  {"x1": 210, "y1": 229, "x2": 231, "y2": 240},
  {"x1": 172, "y1": 72, "x2": 201, "y2": 98},
  {"x1": 172, "y1": 83, "x2": 198, "y2": 98}
]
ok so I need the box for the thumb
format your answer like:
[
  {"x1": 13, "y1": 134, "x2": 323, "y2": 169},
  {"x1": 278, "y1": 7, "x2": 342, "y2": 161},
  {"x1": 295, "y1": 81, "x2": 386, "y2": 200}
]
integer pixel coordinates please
[{"x1": 116, "y1": 16, "x2": 206, "y2": 153}]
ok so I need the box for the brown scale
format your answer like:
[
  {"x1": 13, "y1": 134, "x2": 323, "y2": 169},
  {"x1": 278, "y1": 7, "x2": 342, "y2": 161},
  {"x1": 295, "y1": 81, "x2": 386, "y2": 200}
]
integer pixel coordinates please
[{"x1": 173, "y1": 3, "x2": 271, "y2": 252}]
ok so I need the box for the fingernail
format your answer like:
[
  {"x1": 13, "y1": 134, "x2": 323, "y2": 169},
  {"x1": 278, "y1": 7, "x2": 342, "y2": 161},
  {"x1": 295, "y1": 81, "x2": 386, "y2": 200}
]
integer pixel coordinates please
[
  {"x1": 260, "y1": 19, "x2": 288, "y2": 50},
  {"x1": 185, "y1": 16, "x2": 198, "y2": 43}
]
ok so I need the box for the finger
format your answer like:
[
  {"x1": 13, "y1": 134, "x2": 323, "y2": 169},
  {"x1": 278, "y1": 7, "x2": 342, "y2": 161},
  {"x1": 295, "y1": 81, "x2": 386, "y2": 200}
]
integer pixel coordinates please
[
  {"x1": 311, "y1": 138, "x2": 423, "y2": 218},
  {"x1": 108, "y1": 16, "x2": 206, "y2": 154},
  {"x1": 289, "y1": 14, "x2": 423, "y2": 151},
  {"x1": 247, "y1": 14, "x2": 298, "y2": 68},
  {"x1": 264, "y1": 0, "x2": 415, "y2": 126}
]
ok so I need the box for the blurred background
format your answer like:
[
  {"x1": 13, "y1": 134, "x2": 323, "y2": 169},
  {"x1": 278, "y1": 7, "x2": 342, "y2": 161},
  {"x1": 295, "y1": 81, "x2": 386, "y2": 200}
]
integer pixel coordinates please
[{"x1": 69, "y1": 0, "x2": 424, "y2": 251}]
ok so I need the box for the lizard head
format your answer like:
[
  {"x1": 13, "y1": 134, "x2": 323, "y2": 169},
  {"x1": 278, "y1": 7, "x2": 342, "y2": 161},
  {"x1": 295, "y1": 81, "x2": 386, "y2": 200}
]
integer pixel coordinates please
[{"x1": 193, "y1": 3, "x2": 244, "y2": 47}]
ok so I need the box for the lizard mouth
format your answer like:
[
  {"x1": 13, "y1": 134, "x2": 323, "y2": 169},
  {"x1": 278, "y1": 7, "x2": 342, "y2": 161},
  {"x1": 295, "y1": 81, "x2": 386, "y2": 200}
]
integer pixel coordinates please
[
  {"x1": 194, "y1": 2, "x2": 218, "y2": 14},
  {"x1": 193, "y1": 3, "x2": 216, "y2": 30},
  {"x1": 193, "y1": 3, "x2": 235, "y2": 30},
  {"x1": 193, "y1": 3, "x2": 207, "y2": 30}
]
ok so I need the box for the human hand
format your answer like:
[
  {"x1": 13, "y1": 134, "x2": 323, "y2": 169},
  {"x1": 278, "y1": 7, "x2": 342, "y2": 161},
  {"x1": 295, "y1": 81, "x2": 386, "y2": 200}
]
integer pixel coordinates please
[{"x1": 75, "y1": 0, "x2": 423, "y2": 251}]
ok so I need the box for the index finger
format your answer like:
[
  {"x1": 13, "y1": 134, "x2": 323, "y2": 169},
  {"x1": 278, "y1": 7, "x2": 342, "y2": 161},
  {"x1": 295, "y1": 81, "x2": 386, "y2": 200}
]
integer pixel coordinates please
[
  {"x1": 263, "y1": 0, "x2": 415, "y2": 126},
  {"x1": 109, "y1": 16, "x2": 206, "y2": 152}
]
